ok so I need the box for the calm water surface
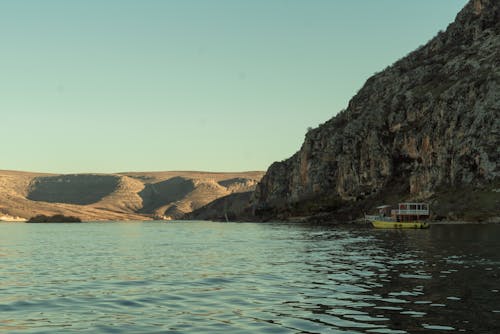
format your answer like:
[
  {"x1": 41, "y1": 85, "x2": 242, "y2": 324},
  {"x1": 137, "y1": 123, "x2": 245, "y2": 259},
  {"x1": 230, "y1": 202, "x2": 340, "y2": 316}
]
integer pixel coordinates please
[{"x1": 1, "y1": 222, "x2": 499, "y2": 333}]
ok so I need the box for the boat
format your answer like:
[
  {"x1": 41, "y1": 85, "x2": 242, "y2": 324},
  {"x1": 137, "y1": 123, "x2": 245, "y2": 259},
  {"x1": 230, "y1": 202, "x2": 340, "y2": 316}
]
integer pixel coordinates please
[
  {"x1": 371, "y1": 219, "x2": 429, "y2": 229},
  {"x1": 367, "y1": 203, "x2": 430, "y2": 229}
]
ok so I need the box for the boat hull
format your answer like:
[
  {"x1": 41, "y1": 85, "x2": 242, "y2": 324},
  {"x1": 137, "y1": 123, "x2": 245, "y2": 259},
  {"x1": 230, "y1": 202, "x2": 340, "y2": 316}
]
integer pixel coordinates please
[{"x1": 372, "y1": 220, "x2": 429, "y2": 229}]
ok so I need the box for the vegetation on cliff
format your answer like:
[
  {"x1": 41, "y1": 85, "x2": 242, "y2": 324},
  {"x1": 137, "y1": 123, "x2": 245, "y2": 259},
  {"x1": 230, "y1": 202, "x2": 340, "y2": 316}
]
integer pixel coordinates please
[{"x1": 27, "y1": 214, "x2": 82, "y2": 223}]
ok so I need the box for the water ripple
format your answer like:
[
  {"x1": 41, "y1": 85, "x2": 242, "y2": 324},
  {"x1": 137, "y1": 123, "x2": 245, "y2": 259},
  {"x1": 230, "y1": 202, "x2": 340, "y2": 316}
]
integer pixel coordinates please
[{"x1": 0, "y1": 222, "x2": 499, "y2": 333}]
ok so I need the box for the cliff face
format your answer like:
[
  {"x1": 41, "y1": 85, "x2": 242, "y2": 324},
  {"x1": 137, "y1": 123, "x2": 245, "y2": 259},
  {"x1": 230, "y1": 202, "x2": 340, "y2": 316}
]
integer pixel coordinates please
[{"x1": 253, "y1": 0, "x2": 500, "y2": 221}]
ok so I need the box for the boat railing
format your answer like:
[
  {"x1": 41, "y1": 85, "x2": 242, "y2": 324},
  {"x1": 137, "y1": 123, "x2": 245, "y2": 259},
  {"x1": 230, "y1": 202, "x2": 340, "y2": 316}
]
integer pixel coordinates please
[
  {"x1": 365, "y1": 215, "x2": 393, "y2": 222},
  {"x1": 393, "y1": 209, "x2": 429, "y2": 215},
  {"x1": 395, "y1": 209, "x2": 429, "y2": 216},
  {"x1": 365, "y1": 215, "x2": 379, "y2": 222}
]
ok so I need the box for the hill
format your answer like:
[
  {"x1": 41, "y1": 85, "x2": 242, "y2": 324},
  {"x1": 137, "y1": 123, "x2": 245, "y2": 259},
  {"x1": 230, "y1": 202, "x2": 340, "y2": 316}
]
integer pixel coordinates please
[{"x1": 0, "y1": 170, "x2": 263, "y2": 221}]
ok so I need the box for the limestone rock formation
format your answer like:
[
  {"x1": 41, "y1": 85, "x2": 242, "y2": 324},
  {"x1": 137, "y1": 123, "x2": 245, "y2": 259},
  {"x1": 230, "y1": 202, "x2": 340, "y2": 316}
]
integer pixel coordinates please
[{"x1": 253, "y1": 0, "x2": 500, "y2": 221}]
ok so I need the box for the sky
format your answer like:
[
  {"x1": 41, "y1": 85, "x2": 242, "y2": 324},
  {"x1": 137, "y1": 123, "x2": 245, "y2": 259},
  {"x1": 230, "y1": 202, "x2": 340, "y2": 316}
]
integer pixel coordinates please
[{"x1": 0, "y1": 0, "x2": 468, "y2": 174}]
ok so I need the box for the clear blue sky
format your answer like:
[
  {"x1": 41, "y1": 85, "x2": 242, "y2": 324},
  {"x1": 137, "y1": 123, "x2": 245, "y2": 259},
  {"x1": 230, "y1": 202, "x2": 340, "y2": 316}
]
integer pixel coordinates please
[{"x1": 0, "y1": 0, "x2": 467, "y2": 174}]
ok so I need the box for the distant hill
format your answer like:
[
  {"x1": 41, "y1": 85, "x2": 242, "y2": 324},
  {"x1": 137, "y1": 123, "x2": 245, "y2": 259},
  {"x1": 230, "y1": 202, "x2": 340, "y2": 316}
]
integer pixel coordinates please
[{"x1": 0, "y1": 170, "x2": 264, "y2": 221}]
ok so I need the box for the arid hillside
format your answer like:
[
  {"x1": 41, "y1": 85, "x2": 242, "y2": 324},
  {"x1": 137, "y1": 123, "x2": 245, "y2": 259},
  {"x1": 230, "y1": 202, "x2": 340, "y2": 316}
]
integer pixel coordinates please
[{"x1": 0, "y1": 170, "x2": 263, "y2": 221}]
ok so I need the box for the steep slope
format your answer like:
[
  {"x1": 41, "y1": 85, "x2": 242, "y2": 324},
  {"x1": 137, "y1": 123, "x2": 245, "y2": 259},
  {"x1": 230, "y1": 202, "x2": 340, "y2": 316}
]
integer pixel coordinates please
[
  {"x1": 185, "y1": 192, "x2": 254, "y2": 221},
  {"x1": 0, "y1": 170, "x2": 264, "y2": 221},
  {"x1": 253, "y1": 0, "x2": 500, "y2": 221}
]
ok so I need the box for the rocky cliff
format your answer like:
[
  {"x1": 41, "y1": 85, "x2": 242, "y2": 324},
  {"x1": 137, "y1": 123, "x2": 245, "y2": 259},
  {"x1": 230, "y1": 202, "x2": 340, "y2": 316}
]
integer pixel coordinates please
[{"x1": 252, "y1": 0, "x2": 500, "y2": 221}]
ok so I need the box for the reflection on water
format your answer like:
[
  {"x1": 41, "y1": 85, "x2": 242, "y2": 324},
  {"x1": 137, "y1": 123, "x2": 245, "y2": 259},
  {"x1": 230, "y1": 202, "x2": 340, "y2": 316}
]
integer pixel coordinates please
[{"x1": 0, "y1": 222, "x2": 499, "y2": 333}]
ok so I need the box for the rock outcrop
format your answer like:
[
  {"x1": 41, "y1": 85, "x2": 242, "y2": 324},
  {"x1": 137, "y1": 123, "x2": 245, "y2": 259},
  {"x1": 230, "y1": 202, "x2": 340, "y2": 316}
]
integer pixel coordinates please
[
  {"x1": 184, "y1": 192, "x2": 255, "y2": 221},
  {"x1": 253, "y1": 0, "x2": 500, "y2": 221}
]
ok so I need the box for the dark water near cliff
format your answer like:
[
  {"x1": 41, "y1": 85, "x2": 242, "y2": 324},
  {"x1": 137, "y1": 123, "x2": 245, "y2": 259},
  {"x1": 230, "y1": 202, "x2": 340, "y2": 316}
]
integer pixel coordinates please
[{"x1": 1, "y1": 222, "x2": 499, "y2": 333}]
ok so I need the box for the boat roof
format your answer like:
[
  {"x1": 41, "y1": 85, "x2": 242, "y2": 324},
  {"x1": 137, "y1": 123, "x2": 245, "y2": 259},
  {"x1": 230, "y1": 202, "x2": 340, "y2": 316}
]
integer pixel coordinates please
[{"x1": 398, "y1": 202, "x2": 429, "y2": 205}]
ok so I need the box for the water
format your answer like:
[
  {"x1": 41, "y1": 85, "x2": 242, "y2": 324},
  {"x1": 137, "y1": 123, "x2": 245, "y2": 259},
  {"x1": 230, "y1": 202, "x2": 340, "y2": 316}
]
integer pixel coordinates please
[{"x1": 1, "y1": 222, "x2": 499, "y2": 333}]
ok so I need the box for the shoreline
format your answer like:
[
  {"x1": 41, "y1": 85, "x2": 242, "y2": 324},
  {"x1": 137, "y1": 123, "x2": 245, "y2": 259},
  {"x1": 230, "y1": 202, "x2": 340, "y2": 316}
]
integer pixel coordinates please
[
  {"x1": 429, "y1": 219, "x2": 500, "y2": 225},
  {"x1": 1, "y1": 216, "x2": 499, "y2": 225}
]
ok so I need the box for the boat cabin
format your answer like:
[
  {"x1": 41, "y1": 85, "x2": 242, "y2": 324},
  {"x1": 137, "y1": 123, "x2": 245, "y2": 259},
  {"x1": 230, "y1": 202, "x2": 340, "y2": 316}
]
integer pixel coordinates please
[
  {"x1": 391, "y1": 203, "x2": 430, "y2": 222},
  {"x1": 365, "y1": 202, "x2": 430, "y2": 223},
  {"x1": 376, "y1": 205, "x2": 392, "y2": 217}
]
